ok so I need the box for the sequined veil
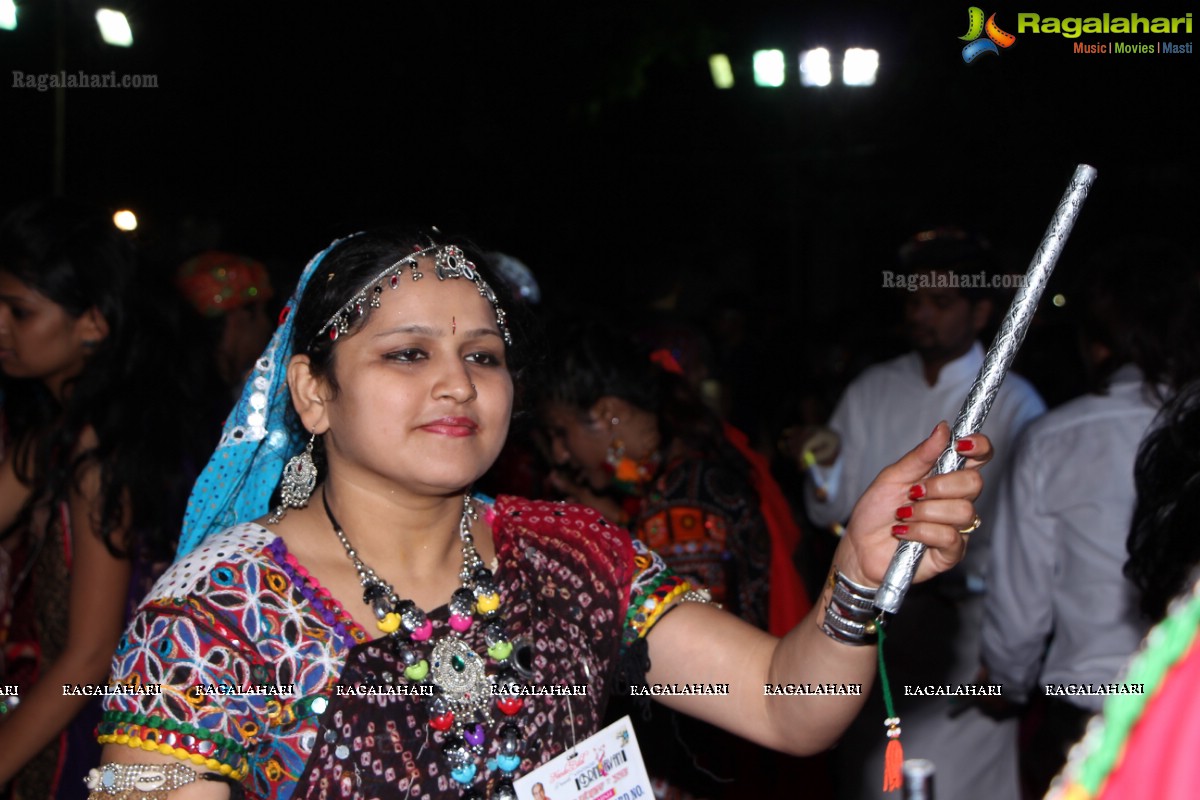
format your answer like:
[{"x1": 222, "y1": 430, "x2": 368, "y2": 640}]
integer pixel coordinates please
[{"x1": 177, "y1": 235, "x2": 353, "y2": 557}]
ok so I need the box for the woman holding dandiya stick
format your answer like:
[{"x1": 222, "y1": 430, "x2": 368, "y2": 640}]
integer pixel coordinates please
[{"x1": 87, "y1": 229, "x2": 990, "y2": 800}]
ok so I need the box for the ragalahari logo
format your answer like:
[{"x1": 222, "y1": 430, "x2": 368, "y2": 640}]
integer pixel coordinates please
[{"x1": 960, "y1": 7, "x2": 1017, "y2": 62}]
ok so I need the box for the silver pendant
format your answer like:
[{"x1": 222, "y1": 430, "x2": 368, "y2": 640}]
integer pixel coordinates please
[{"x1": 430, "y1": 636, "x2": 491, "y2": 717}]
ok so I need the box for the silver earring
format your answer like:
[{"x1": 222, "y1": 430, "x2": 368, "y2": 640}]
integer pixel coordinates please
[{"x1": 268, "y1": 433, "x2": 318, "y2": 523}]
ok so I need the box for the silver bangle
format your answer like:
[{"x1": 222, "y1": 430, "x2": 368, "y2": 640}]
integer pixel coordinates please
[
  {"x1": 822, "y1": 621, "x2": 876, "y2": 645},
  {"x1": 832, "y1": 568, "x2": 879, "y2": 599},
  {"x1": 832, "y1": 580, "x2": 877, "y2": 614},
  {"x1": 821, "y1": 567, "x2": 883, "y2": 646}
]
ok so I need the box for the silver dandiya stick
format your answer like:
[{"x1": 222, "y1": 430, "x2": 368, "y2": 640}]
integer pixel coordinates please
[{"x1": 873, "y1": 163, "x2": 1098, "y2": 616}]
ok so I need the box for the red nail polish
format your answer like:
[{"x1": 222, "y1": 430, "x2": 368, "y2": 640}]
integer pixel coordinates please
[
  {"x1": 956, "y1": 439, "x2": 975, "y2": 453},
  {"x1": 892, "y1": 525, "x2": 909, "y2": 537},
  {"x1": 896, "y1": 506, "x2": 914, "y2": 520},
  {"x1": 908, "y1": 484, "x2": 926, "y2": 501}
]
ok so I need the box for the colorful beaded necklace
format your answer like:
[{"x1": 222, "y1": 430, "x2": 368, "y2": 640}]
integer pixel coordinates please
[{"x1": 323, "y1": 492, "x2": 525, "y2": 800}]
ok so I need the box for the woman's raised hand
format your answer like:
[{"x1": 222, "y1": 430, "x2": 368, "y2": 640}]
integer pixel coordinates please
[{"x1": 835, "y1": 421, "x2": 992, "y2": 587}]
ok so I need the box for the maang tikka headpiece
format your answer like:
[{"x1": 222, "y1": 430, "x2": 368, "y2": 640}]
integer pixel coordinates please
[{"x1": 311, "y1": 241, "x2": 513, "y2": 349}]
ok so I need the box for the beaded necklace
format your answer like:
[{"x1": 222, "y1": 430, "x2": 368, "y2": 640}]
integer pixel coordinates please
[{"x1": 323, "y1": 492, "x2": 525, "y2": 800}]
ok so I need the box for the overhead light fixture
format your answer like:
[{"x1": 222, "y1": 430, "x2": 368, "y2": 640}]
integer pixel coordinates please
[
  {"x1": 0, "y1": 0, "x2": 17, "y2": 31},
  {"x1": 843, "y1": 48, "x2": 879, "y2": 86},
  {"x1": 799, "y1": 48, "x2": 832, "y2": 87},
  {"x1": 753, "y1": 49, "x2": 785, "y2": 87},
  {"x1": 709, "y1": 54, "x2": 734, "y2": 89},
  {"x1": 95, "y1": 9, "x2": 133, "y2": 47},
  {"x1": 112, "y1": 209, "x2": 138, "y2": 231}
]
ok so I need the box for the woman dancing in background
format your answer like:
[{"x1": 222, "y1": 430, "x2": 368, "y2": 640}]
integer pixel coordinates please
[
  {"x1": 537, "y1": 323, "x2": 807, "y2": 632},
  {"x1": 0, "y1": 200, "x2": 209, "y2": 797},
  {"x1": 90, "y1": 228, "x2": 989, "y2": 799},
  {"x1": 536, "y1": 322, "x2": 815, "y2": 798}
]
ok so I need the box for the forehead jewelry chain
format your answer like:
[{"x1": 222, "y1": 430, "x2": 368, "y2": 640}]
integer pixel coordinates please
[{"x1": 313, "y1": 242, "x2": 512, "y2": 347}]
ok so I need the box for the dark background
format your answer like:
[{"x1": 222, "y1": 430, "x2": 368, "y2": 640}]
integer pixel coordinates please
[{"x1": 2, "y1": 1, "x2": 1195, "y2": 368}]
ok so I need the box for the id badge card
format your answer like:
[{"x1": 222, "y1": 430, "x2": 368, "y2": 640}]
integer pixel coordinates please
[{"x1": 513, "y1": 715, "x2": 652, "y2": 800}]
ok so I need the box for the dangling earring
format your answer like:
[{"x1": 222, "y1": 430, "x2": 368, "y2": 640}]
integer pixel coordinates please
[
  {"x1": 268, "y1": 433, "x2": 318, "y2": 523},
  {"x1": 604, "y1": 418, "x2": 630, "y2": 477},
  {"x1": 603, "y1": 437, "x2": 659, "y2": 494},
  {"x1": 603, "y1": 421, "x2": 660, "y2": 495},
  {"x1": 605, "y1": 437, "x2": 627, "y2": 474}
]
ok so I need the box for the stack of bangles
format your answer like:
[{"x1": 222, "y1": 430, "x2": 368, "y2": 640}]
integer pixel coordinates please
[{"x1": 821, "y1": 567, "x2": 884, "y2": 646}]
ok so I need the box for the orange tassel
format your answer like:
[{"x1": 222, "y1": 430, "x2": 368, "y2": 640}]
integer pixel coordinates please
[{"x1": 882, "y1": 718, "x2": 904, "y2": 792}]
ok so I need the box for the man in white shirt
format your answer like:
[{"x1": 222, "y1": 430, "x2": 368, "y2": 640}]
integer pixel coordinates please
[
  {"x1": 982, "y1": 365, "x2": 1156, "y2": 792},
  {"x1": 981, "y1": 239, "x2": 1200, "y2": 796},
  {"x1": 785, "y1": 229, "x2": 1045, "y2": 800}
]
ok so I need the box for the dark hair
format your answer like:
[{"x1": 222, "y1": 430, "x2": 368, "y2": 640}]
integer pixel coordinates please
[
  {"x1": 536, "y1": 320, "x2": 735, "y2": 464},
  {"x1": 0, "y1": 199, "x2": 212, "y2": 562},
  {"x1": 1077, "y1": 238, "x2": 1200, "y2": 396},
  {"x1": 899, "y1": 226, "x2": 999, "y2": 305},
  {"x1": 289, "y1": 227, "x2": 533, "y2": 410},
  {"x1": 1125, "y1": 379, "x2": 1200, "y2": 621}
]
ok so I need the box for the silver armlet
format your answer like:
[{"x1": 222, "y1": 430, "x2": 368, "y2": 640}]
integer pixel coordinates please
[{"x1": 86, "y1": 763, "x2": 202, "y2": 798}]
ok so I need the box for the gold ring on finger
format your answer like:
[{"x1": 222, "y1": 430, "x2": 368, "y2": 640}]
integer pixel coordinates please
[{"x1": 958, "y1": 514, "x2": 982, "y2": 535}]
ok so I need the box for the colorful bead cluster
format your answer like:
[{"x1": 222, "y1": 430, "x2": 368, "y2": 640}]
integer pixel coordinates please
[
  {"x1": 326, "y1": 493, "x2": 526, "y2": 799},
  {"x1": 96, "y1": 711, "x2": 248, "y2": 778}
]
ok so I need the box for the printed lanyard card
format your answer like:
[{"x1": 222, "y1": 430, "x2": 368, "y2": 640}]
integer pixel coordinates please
[{"x1": 513, "y1": 715, "x2": 652, "y2": 800}]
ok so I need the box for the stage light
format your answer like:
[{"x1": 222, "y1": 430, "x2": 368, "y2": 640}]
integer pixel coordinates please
[
  {"x1": 113, "y1": 209, "x2": 137, "y2": 231},
  {"x1": 799, "y1": 48, "x2": 831, "y2": 87},
  {"x1": 95, "y1": 9, "x2": 132, "y2": 47},
  {"x1": 1052, "y1": 293, "x2": 1066, "y2": 308},
  {"x1": 709, "y1": 54, "x2": 734, "y2": 89},
  {"x1": 752, "y1": 49, "x2": 785, "y2": 87},
  {"x1": 0, "y1": 0, "x2": 17, "y2": 31},
  {"x1": 843, "y1": 48, "x2": 879, "y2": 86}
]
